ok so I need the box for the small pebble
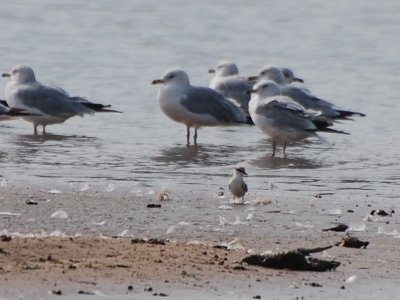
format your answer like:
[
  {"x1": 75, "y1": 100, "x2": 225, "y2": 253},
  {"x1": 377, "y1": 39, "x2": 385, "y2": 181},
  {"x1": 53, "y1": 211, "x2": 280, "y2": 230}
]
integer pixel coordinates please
[{"x1": 51, "y1": 290, "x2": 62, "y2": 295}]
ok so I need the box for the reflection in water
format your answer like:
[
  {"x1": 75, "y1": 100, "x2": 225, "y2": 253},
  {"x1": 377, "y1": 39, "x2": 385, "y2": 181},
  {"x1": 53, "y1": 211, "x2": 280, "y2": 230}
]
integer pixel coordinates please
[
  {"x1": 5, "y1": 134, "x2": 100, "y2": 166},
  {"x1": 250, "y1": 153, "x2": 326, "y2": 170},
  {"x1": 153, "y1": 144, "x2": 247, "y2": 167}
]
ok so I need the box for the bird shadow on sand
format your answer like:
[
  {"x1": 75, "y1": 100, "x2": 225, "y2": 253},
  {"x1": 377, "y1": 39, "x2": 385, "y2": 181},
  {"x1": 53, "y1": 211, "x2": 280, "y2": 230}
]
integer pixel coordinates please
[{"x1": 152, "y1": 143, "x2": 245, "y2": 167}]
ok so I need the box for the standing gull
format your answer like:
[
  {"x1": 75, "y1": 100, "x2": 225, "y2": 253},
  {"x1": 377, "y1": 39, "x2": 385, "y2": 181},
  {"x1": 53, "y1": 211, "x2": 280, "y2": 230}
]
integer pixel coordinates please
[
  {"x1": 228, "y1": 167, "x2": 248, "y2": 204},
  {"x1": 208, "y1": 61, "x2": 253, "y2": 120},
  {"x1": 152, "y1": 68, "x2": 247, "y2": 145},
  {"x1": 248, "y1": 80, "x2": 348, "y2": 157},
  {"x1": 2, "y1": 65, "x2": 120, "y2": 135},
  {"x1": 251, "y1": 66, "x2": 365, "y2": 120}
]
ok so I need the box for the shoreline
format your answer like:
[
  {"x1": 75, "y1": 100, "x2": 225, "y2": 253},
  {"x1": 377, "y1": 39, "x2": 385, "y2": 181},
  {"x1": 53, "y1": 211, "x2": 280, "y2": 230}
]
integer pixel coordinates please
[{"x1": 0, "y1": 185, "x2": 400, "y2": 299}]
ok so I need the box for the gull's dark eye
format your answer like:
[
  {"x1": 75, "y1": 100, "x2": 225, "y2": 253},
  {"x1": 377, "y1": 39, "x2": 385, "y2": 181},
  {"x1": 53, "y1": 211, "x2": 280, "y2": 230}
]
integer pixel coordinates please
[{"x1": 168, "y1": 74, "x2": 175, "y2": 79}]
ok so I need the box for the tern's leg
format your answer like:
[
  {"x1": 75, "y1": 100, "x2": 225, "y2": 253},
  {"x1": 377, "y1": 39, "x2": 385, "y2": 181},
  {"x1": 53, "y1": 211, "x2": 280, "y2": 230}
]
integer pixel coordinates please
[
  {"x1": 271, "y1": 140, "x2": 276, "y2": 157},
  {"x1": 193, "y1": 128, "x2": 198, "y2": 145},
  {"x1": 42, "y1": 125, "x2": 46, "y2": 135},
  {"x1": 282, "y1": 142, "x2": 287, "y2": 158},
  {"x1": 186, "y1": 126, "x2": 190, "y2": 145},
  {"x1": 33, "y1": 124, "x2": 38, "y2": 135}
]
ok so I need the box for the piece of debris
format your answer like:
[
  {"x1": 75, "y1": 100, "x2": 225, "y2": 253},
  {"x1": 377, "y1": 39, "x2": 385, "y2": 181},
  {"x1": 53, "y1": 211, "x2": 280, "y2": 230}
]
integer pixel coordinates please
[
  {"x1": 78, "y1": 290, "x2": 95, "y2": 295},
  {"x1": 242, "y1": 246, "x2": 340, "y2": 272},
  {"x1": 0, "y1": 235, "x2": 12, "y2": 242},
  {"x1": 127, "y1": 285, "x2": 133, "y2": 291},
  {"x1": 131, "y1": 238, "x2": 167, "y2": 245},
  {"x1": 156, "y1": 188, "x2": 170, "y2": 201},
  {"x1": 147, "y1": 238, "x2": 166, "y2": 245},
  {"x1": 370, "y1": 209, "x2": 394, "y2": 217},
  {"x1": 26, "y1": 199, "x2": 38, "y2": 205},
  {"x1": 51, "y1": 290, "x2": 62, "y2": 295},
  {"x1": 213, "y1": 245, "x2": 229, "y2": 250},
  {"x1": 253, "y1": 296, "x2": 262, "y2": 299},
  {"x1": 306, "y1": 282, "x2": 323, "y2": 287},
  {"x1": 322, "y1": 224, "x2": 348, "y2": 232},
  {"x1": 147, "y1": 204, "x2": 162, "y2": 208},
  {"x1": 335, "y1": 236, "x2": 369, "y2": 249},
  {"x1": 144, "y1": 286, "x2": 153, "y2": 292}
]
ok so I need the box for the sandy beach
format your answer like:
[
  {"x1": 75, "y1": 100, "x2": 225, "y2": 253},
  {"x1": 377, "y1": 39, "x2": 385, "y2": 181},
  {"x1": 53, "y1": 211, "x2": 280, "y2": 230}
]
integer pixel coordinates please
[{"x1": 1, "y1": 185, "x2": 399, "y2": 299}]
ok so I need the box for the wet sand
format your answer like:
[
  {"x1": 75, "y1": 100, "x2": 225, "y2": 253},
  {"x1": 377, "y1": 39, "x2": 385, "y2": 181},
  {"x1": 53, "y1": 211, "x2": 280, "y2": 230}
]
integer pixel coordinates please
[{"x1": 0, "y1": 185, "x2": 400, "y2": 299}]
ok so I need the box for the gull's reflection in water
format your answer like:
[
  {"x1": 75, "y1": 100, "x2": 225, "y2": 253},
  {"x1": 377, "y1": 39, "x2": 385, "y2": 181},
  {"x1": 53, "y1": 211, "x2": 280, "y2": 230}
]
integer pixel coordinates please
[
  {"x1": 6, "y1": 133, "x2": 99, "y2": 165},
  {"x1": 249, "y1": 154, "x2": 325, "y2": 170},
  {"x1": 248, "y1": 139, "x2": 327, "y2": 170},
  {"x1": 153, "y1": 143, "x2": 246, "y2": 167}
]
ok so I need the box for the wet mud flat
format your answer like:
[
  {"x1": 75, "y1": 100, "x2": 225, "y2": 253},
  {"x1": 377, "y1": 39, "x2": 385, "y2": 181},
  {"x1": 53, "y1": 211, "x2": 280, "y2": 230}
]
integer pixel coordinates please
[{"x1": 0, "y1": 185, "x2": 399, "y2": 299}]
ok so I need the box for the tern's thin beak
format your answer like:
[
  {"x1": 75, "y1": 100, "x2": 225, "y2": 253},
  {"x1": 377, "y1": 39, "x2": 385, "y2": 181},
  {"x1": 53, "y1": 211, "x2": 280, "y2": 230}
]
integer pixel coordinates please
[
  {"x1": 243, "y1": 171, "x2": 248, "y2": 176},
  {"x1": 293, "y1": 77, "x2": 304, "y2": 83},
  {"x1": 1, "y1": 73, "x2": 10, "y2": 78},
  {"x1": 248, "y1": 75, "x2": 258, "y2": 81},
  {"x1": 246, "y1": 89, "x2": 257, "y2": 95},
  {"x1": 208, "y1": 69, "x2": 215, "y2": 74},
  {"x1": 151, "y1": 79, "x2": 164, "y2": 85}
]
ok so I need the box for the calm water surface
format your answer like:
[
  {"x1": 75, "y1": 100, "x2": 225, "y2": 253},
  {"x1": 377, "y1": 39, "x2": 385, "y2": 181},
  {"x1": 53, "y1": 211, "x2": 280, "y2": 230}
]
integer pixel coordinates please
[{"x1": 0, "y1": 0, "x2": 399, "y2": 201}]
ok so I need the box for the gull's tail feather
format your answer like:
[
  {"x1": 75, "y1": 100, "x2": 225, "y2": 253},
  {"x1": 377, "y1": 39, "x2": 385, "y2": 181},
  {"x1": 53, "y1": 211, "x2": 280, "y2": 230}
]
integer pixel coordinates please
[
  {"x1": 0, "y1": 100, "x2": 9, "y2": 107},
  {"x1": 8, "y1": 108, "x2": 41, "y2": 117},
  {"x1": 317, "y1": 127, "x2": 350, "y2": 135},
  {"x1": 79, "y1": 102, "x2": 122, "y2": 113},
  {"x1": 336, "y1": 110, "x2": 366, "y2": 118}
]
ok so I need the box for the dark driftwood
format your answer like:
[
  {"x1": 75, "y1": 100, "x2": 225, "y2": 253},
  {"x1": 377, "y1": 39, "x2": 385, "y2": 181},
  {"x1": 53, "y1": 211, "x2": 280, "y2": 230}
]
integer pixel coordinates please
[
  {"x1": 322, "y1": 224, "x2": 348, "y2": 232},
  {"x1": 335, "y1": 236, "x2": 369, "y2": 249},
  {"x1": 242, "y1": 246, "x2": 340, "y2": 272}
]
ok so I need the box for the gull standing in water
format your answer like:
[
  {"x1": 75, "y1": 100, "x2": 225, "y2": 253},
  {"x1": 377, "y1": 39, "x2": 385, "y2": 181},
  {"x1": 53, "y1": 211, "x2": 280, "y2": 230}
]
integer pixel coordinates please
[
  {"x1": 2, "y1": 65, "x2": 120, "y2": 135},
  {"x1": 208, "y1": 61, "x2": 253, "y2": 121},
  {"x1": 250, "y1": 66, "x2": 365, "y2": 120},
  {"x1": 228, "y1": 167, "x2": 248, "y2": 204},
  {"x1": 152, "y1": 68, "x2": 248, "y2": 145},
  {"x1": 248, "y1": 80, "x2": 348, "y2": 157}
]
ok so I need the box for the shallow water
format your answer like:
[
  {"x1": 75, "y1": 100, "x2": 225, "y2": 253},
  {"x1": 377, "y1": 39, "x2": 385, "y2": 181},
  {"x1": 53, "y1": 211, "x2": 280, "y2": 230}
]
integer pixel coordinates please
[{"x1": 0, "y1": 0, "x2": 399, "y2": 201}]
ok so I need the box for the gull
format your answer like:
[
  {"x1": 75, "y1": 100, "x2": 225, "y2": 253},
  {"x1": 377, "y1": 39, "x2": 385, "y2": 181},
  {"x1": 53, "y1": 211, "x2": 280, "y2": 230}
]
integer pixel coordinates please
[
  {"x1": 250, "y1": 66, "x2": 365, "y2": 120},
  {"x1": 152, "y1": 68, "x2": 248, "y2": 145},
  {"x1": 208, "y1": 61, "x2": 253, "y2": 120},
  {"x1": 2, "y1": 65, "x2": 121, "y2": 135},
  {"x1": 228, "y1": 167, "x2": 248, "y2": 204},
  {"x1": 248, "y1": 80, "x2": 348, "y2": 157}
]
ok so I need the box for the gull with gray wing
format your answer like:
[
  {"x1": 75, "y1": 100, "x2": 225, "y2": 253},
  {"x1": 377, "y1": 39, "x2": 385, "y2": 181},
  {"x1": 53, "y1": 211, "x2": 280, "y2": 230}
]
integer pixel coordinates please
[
  {"x1": 152, "y1": 68, "x2": 248, "y2": 145},
  {"x1": 208, "y1": 61, "x2": 253, "y2": 121},
  {"x1": 248, "y1": 80, "x2": 348, "y2": 157},
  {"x1": 2, "y1": 65, "x2": 120, "y2": 135},
  {"x1": 251, "y1": 66, "x2": 365, "y2": 120}
]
